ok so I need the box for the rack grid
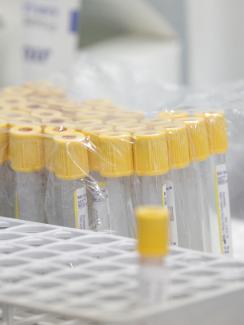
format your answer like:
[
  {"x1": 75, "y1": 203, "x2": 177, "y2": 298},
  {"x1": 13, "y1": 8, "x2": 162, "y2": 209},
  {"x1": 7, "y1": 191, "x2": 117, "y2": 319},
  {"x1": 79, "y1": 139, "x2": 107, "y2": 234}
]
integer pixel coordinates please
[{"x1": 0, "y1": 217, "x2": 244, "y2": 324}]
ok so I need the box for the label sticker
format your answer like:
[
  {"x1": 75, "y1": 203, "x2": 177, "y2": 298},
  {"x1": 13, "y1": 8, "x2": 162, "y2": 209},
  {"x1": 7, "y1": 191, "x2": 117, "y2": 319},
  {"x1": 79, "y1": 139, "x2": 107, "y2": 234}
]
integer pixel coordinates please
[
  {"x1": 215, "y1": 164, "x2": 232, "y2": 255},
  {"x1": 91, "y1": 182, "x2": 110, "y2": 231},
  {"x1": 73, "y1": 187, "x2": 89, "y2": 229},
  {"x1": 162, "y1": 181, "x2": 178, "y2": 246}
]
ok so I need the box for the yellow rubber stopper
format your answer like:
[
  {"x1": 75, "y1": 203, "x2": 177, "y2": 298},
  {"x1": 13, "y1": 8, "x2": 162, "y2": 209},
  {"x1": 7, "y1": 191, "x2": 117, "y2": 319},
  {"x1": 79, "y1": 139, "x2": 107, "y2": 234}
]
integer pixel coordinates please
[
  {"x1": 197, "y1": 112, "x2": 228, "y2": 154},
  {"x1": 0, "y1": 120, "x2": 8, "y2": 164},
  {"x1": 159, "y1": 110, "x2": 189, "y2": 120},
  {"x1": 9, "y1": 125, "x2": 44, "y2": 172},
  {"x1": 82, "y1": 125, "x2": 113, "y2": 172},
  {"x1": 133, "y1": 130, "x2": 169, "y2": 176},
  {"x1": 166, "y1": 122, "x2": 190, "y2": 169},
  {"x1": 136, "y1": 206, "x2": 169, "y2": 257},
  {"x1": 54, "y1": 132, "x2": 89, "y2": 180},
  {"x1": 179, "y1": 117, "x2": 210, "y2": 161},
  {"x1": 44, "y1": 126, "x2": 74, "y2": 171},
  {"x1": 99, "y1": 130, "x2": 133, "y2": 177}
]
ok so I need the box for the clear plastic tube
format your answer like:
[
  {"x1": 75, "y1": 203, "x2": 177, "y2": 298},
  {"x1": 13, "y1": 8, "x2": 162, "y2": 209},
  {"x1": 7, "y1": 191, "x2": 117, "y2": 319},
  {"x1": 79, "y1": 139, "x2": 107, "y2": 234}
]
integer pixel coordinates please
[
  {"x1": 171, "y1": 166, "x2": 205, "y2": 250},
  {"x1": 138, "y1": 258, "x2": 168, "y2": 305},
  {"x1": 135, "y1": 175, "x2": 167, "y2": 206},
  {"x1": 0, "y1": 162, "x2": 15, "y2": 218},
  {"x1": 15, "y1": 170, "x2": 45, "y2": 222},
  {"x1": 106, "y1": 176, "x2": 134, "y2": 237},
  {"x1": 45, "y1": 170, "x2": 59, "y2": 225},
  {"x1": 200, "y1": 158, "x2": 221, "y2": 254},
  {"x1": 54, "y1": 177, "x2": 89, "y2": 229}
]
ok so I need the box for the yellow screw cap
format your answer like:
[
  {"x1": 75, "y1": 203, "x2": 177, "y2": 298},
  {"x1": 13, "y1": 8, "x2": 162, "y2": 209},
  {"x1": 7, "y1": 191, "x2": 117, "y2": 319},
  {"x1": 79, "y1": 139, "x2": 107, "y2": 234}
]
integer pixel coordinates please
[
  {"x1": 82, "y1": 125, "x2": 113, "y2": 172},
  {"x1": 44, "y1": 126, "x2": 74, "y2": 171},
  {"x1": 31, "y1": 109, "x2": 63, "y2": 121},
  {"x1": 136, "y1": 206, "x2": 169, "y2": 257},
  {"x1": 9, "y1": 125, "x2": 44, "y2": 172},
  {"x1": 0, "y1": 120, "x2": 8, "y2": 164},
  {"x1": 198, "y1": 112, "x2": 228, "y2": 154},
  {"x1": 54, "y1": 132, "x2": 89, "y2": 180},
  {"x1": 99, "y1": 130, "x2": 133, "y2": 177},
  {"x1": 179, "y1": 117, "x2": 210, "y2": 161},
  {"x1": 159, "y1": 110, "x2": 189, "y2": 120},
  {"x1": 133, "y1": 130, "x2": 169, "y2": 176},
  {"x1": 166, "y1": 122, "x2": 190, "y2": 169}
]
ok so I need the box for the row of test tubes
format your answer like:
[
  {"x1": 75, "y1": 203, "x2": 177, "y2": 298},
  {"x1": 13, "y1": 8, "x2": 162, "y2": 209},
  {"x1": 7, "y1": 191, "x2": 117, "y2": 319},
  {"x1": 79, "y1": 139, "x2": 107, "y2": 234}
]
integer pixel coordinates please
[{"x1": 0, "y1": 83, "x2": 232, "y2": 255}]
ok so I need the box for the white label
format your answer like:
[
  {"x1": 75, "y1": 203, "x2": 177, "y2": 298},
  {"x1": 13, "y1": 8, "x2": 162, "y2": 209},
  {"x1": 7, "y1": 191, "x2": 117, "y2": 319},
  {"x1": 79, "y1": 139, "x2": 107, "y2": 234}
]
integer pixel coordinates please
[
  {"x1": 21, "y1": 0, "x2": 80, "y2": 80},
  {"x1": 91, "y1": 182, "x2": 110, "y2": 231},
  {"x1": 163, "y1": 182, "x2": 178, "y2": 246},
  {"x1": 216, "y1": 164, "x2": 232, "y2": 255},
  {"x1": 74, "y1": 187, "x2": 89, "y2": 230}
]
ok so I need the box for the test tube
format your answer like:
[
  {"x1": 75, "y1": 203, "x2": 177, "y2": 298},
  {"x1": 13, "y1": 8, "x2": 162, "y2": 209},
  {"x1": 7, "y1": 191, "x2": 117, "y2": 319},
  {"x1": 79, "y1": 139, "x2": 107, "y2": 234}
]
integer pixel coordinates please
[
  {"x1": 180, "y1": 117, "x2": 215, "y2": 252},
  {"x1": 53, "y1": 132, "x2": 89, "y2": 229},
  {"x1": 136, "y1": 206, "x2": 169, "y2": 305},
  {"x1": 99, "y1": 130, "x2": 134, "y2": 236},
  {"x1": 82, "y1": 125, "x2": 113, "y2": 232},
  {"x1": 133, "y1": 129, "x2": 169, "y2": 206},
  {"x1": 44, "y1": 126, "x2": 74, "y2": 225},
  {"x1": 166, "y1": 122, "x2": 205, "y2": 250},
  {"x1": 9, "y1": 125, "x2": 45, "y2": 222},
  {"x1": 203, "y1": 112, "x2": 232, "y2": 255},
  {"x1": 0, "y1": 120, "x2": 10, "y2": 217}
]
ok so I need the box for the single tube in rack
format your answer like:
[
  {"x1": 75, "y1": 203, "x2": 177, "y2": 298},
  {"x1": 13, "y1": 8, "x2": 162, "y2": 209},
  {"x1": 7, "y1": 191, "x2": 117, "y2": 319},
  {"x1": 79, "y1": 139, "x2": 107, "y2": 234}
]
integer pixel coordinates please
[{"x1": 136, "y1": 206, "x2": 169, "y2": 305}]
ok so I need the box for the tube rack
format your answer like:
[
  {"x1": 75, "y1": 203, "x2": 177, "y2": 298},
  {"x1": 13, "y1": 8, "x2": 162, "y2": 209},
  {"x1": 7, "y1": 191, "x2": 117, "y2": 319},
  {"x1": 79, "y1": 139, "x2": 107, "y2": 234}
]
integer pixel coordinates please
[{"x1": 0, "y1": 217, "x2": 244, "y2": 324}]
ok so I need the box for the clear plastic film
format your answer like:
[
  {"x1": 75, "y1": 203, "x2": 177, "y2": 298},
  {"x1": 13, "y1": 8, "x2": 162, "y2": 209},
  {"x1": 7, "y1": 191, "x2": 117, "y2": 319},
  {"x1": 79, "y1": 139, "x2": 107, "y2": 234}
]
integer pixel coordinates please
[{"x1": 0, "y1": 82, "x2": 233, "y2": 256}]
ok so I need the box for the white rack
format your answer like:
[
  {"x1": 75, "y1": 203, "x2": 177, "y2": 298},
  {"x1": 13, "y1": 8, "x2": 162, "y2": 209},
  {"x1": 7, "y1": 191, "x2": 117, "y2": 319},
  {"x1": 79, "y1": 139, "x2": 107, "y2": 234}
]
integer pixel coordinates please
[{"x1": 0, "y1": 217, "x2": 244, "y2": 324}]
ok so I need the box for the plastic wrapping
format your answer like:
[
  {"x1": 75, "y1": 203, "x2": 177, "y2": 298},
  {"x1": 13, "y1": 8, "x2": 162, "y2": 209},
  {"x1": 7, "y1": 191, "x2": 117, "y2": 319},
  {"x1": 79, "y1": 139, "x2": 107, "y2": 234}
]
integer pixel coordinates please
[{"x1": 0, "y1": 82, "x2": 233, "y2": 256}]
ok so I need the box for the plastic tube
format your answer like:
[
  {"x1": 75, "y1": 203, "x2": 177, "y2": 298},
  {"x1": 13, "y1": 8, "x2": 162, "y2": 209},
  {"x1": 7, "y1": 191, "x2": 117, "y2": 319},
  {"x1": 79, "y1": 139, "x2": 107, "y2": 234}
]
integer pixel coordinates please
[
  {"x1": 0, "y1": 121, "x2": 12, "y2": 217},
  {"x1": 82, "y1": 125, "x2": 113, "y2": 232},
  {"x1": 166, "y1": 122, "x2": 206, "y2": 250},
  {"x1": 99, "y1": 130, "x2": 134, "y2": 237},
  {"x1": 136, "y1": 206, "x2": 169, "y2": 305},
  {"x1": 180, "y1": 117, "x2": 216, "y2": 252},
  {"x1": 9, "y1": 125, "x2": 45, "y2": 222},
  {"x1": 53, "y1": 132, "x2": 89, "y2": 229},
  {"x1": 133, "y1": 129, "x2": 169, "y2": 206},
  {"x1": 204, "y1": 112, "x2": 232, "y2": 255},
  {"x1": 44, "y1": 125, "x2": 74, "y2": 225}
]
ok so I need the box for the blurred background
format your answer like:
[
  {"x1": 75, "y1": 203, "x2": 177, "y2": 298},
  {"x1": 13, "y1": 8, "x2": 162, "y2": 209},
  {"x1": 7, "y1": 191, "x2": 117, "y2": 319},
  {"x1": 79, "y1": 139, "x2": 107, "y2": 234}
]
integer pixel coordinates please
[{"x1": 1, "y1": 0, "x2": 244, "y2": 88}]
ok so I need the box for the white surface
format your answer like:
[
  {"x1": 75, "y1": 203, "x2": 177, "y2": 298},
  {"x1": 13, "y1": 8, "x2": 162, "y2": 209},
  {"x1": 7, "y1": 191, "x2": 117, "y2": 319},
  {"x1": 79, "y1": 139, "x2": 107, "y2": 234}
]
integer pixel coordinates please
[
  {"x1": 0, "y1": 0, "x2": 81, "y2": 86},
  {"x1": 186, "y1": 0, "x2": 244, "y2": 86},
  {"x1": 0, "y1": 218, "x2": 244, "y2": 324}
]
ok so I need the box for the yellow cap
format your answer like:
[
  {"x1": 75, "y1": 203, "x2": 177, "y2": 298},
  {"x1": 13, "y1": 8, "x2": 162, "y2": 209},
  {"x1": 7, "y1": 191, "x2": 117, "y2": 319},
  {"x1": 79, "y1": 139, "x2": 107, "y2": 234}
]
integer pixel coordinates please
[
  {"x1": 166, "y1": 122, "x2": 190, "y2": 169},
  {"x1": 136, "y1": 206, "x2": 169, "y2": 257},
  {"x1": 82, "y1": 125, "x2": 113, "y2": 172},
  {"x1": 54, "y1": 132, "x2": 89, "y2": 180},
  {"x1": 0, "y1": 120, "x2": 8, "y2": 164},
  {"x1": 99, "y1": 130, "x2": 133, "y2": 177},
  {"x1": 43, "y1": 117, "x2": 75, "y2": 128},
  {"x1": 159, "y1": 110, "x2": 189, "y2": 120},
  {"x1": 114, "y1": 124, "x2": 149, "y2": 134},
  {"x1": 9, "y1": 125, "x2": 44, "y2": 172},
  {"x1": 44, "y1": 126, "x2": 74, "y2": 171},
  {"x1": 199, "y1": 112, "x2": 228, "y2": 154},
  {"x1": 108, "y1": 118, "x2": 140, "y2": 128},
  {"x1": 180, "y1": 117, "x2": 210, "y2": 161},
  {"x1": 31, "y1": 109, "x2": 63, "y2": 120},
  {"x1": 133, "y1": 130, "x2": 169, "y2": 176}
]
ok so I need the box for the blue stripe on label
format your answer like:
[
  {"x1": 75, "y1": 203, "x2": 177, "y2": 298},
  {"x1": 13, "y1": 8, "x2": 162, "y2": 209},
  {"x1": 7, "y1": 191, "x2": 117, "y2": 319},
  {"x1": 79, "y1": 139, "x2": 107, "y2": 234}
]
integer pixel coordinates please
[{"x1": 70, "y1": 10, "x2": 80, "y2": 33}]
